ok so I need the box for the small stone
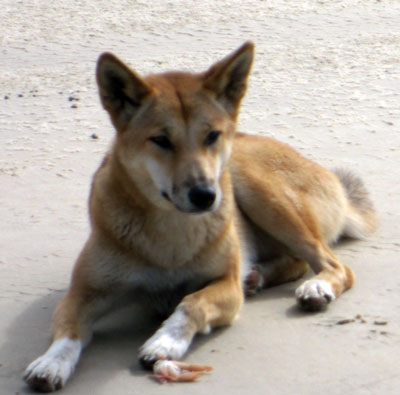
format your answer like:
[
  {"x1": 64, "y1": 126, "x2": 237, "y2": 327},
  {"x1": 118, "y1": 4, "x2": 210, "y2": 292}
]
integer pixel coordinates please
[
  {"x1": 336, "y1": 319, "x2": 355, "y2": 325},
  {"x1": 373, "y1": 321, "x2": 388, "y2": 326}
]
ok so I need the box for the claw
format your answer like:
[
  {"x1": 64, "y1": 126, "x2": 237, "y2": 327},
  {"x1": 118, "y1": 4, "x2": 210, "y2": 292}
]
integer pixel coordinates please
[{"x1": 152, "y1": 360, "x2": 212, "y2": 383}]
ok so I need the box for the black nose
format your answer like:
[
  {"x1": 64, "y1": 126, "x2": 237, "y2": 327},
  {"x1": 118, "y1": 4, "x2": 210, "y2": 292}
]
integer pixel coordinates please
[{"x1": 188, "y1": 186, "x2": 216, "y2": 211}]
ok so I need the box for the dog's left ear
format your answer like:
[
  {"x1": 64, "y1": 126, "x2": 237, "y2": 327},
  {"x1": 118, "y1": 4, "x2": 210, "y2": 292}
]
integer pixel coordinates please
[
  {"x1": 96, "y1": 53, "x2": 153, "y2": 131},
  {"x1": 203, "y1": 41, "x2": 254, "y2": 118}
]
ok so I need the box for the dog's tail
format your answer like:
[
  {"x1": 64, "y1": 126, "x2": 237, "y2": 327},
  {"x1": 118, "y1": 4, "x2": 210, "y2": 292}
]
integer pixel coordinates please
[{"x1": 334, "y1": 168, "x2": 377, "y2": 239}]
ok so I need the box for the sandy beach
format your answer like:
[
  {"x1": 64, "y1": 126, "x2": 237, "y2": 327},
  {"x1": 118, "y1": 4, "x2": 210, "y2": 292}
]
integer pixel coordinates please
[{"x1": 1, "y1": 1, "x2": 400, "y2": 394}]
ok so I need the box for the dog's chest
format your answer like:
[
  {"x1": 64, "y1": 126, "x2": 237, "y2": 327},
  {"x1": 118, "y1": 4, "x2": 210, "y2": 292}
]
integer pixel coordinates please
[
  {"x1": 122, "y1": 210, "x2": 224, "y2": 268},
  {"x1": 139, "y1": 225, "x2": 205, "y2": 267},
  {"x1": 123, "y1": 265, "x2": 210, "y2": 315},
  {"x1": 105, "y1": 202, "x2": 232, "y2": 297}
]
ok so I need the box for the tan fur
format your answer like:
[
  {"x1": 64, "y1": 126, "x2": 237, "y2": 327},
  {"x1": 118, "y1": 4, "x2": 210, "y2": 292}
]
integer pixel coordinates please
[{"x1": 24, "y1": 42, "x2": 376, "y2": 392}]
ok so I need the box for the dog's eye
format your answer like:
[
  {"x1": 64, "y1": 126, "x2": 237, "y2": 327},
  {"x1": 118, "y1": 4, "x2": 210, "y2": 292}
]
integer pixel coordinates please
[
  {"x1": 149, "y1": 135, "x2": 174, "y2": 151},
  {"x1": 204, "y1": 130, "x2": 221, "y2": 146}
]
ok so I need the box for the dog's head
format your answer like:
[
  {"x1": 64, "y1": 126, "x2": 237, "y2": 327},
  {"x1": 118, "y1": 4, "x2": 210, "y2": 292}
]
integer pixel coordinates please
[{"x1": 96, "y1": 42, "x2": 254, "y2": 213}]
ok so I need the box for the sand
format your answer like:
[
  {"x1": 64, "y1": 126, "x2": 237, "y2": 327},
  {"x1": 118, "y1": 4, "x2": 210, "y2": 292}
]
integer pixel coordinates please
[{"x1": 1, "y1": 1, "x2": 400, "y2": 394}]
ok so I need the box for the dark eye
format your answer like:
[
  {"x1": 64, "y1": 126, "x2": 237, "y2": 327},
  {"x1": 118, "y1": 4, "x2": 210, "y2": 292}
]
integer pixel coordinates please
[
  {"x1": 204, "y1": 130, "x2": 221, "y2": 146},
  {"x1": 149, "y1": 135, "x2": 174, "y2": 151}
]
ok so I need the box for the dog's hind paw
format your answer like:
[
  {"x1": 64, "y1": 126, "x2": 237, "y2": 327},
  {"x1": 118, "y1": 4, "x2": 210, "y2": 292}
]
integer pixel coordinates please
[
  {"x1": 244, "y1": 265, "x2": 264, "y2": 296},
  {"x1": 295, "y1": 279, "x2": 335, "y2": 311}
]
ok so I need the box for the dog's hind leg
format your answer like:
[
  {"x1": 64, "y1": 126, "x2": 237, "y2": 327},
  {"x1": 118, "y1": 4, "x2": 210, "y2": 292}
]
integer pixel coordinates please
[
  {"x1": 234, "y1": 172, "x2": 355, "y2": 311},
  {"x1": 247, "y1": 214, "x2": 353, "y2": 311},
  {"x1": 292, "y1": 241, "x2": 354, "y2": 311},
  {"x1": 244, "y1": 257, "x2": 309, "y2": 296}
]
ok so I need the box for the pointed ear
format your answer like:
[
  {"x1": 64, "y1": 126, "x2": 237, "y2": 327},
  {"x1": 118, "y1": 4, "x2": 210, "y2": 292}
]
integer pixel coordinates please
[
  {"x1": 203, "y1": 41, "x2": 254, "y2": 117},
  {"x1": 96, "y1": 53, "x2": 153, "y2": 131}
]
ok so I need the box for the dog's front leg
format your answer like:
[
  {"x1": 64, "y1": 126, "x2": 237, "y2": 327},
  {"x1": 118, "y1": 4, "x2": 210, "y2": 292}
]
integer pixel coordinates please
[
  {"x1": 23, "y1": 286, "x2": 115, "y2": 392},
  {"x1": 139, "y1": 269, "x2": 243, "y2": 369},
  {"x1": 24, "y1": 239, "x2": 116, "y2": 392},
  {"x1": 23, "y1": 291, "x2": 86, "y2": 392}
]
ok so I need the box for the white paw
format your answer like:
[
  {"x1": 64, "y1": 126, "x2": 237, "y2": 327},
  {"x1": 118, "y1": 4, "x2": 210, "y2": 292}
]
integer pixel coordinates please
[
  {"x1": 140, "y1": 331, "x2": 190, "y2": 361},
  {"x1": 24, "y1": 338, "x2": 81, "y2": 392},
  {"x1": 295, "y1": 279, "x2": 335, "y2": 311},
  {"x1": 24, "y1": 355, "x2": 74, "y2": 392},
  {"x1": 139, "y1": 308, "x2": 192, "y2": 369}
]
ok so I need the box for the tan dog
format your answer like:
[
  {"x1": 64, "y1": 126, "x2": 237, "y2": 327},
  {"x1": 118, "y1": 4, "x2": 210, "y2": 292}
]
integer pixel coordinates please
[{"x1": 24, "y1": 42, "x2": 376, "y2": 391}]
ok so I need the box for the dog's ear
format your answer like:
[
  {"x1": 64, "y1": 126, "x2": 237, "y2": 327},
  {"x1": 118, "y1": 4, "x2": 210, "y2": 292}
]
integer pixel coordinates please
[
  {"x1": 203, "y1": 41, "x2": 254, "y2": 118},
  {"x1": 96, "y1": 53, "x2": 153, "y2": 131}
]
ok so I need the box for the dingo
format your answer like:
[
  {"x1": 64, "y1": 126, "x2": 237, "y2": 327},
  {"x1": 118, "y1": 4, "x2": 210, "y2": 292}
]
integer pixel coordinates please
[{"x1": 24, "y1": 42, "x2": 376, "y2": 391}]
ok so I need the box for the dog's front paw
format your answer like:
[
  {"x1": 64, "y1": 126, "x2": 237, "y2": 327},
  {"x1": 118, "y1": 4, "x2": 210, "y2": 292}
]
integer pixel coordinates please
[
  {"x1": 139, "y1": 307, "x2": 196, "y2": 370},
  {"x1": 23, "y1": 354, "x2": 74, "y2": 392},
  {"x1": 295, "y1": 279, "x2": 335, "y2": 311},
  {"x1": 138, "y1": 330, "x2": 191, "y2": 370},
  {"x1": 23, "y1": 338, "x2": 81, "y2": 392}
]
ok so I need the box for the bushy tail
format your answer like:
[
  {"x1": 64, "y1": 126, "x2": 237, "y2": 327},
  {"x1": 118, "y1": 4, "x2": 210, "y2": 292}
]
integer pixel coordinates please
[{"x1": 334, "y1": 168, "x2": 377, "y2": 239}]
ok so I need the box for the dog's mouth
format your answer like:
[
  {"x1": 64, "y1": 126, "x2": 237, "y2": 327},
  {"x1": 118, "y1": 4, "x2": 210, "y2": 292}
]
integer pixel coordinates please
[
  {"x1": 161, "y1": 188, "x2": 219, "y2": 214},
  {"x1": 161, "y1": 191, "x2": 171, "y2": 202}
]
